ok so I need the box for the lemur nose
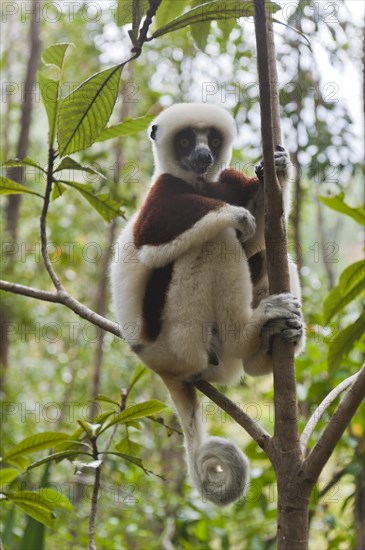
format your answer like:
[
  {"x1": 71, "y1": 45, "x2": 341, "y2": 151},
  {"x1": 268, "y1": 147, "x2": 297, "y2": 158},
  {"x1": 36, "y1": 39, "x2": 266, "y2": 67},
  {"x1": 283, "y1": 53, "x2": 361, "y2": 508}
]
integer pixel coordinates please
[{"x1": 197, "y1": 150, "x2": 213, "y2": 164}]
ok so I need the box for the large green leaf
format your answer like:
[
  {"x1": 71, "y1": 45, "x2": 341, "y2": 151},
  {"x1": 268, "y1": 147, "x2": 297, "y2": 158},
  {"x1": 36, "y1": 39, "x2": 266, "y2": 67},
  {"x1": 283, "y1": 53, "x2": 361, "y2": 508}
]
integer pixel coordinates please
[
  {"x1": 58, "y1": 64, "x2": 123, "y2": 156},
  {"x1": 26, "y1": 450, "x2": 91, "y2": 471},
  {"x1": 328, "y1": 312, "x2": 365, "y2": 372},
  {"x1": 154, "y1": 0, "x2": 186, "y2": 28},
  {"x1": 0, "y1": 176, "x2": 43, "y2": 198},
  {"x1": 38, "y1": 488, "x2": 73, "y2": 511},
  {"x1": 323, "y1": 260, "x2": 365, "y2": 323},
  {"x1": 152, "y1": 0, "x2": 280, "y2": 38},
  {"x1": 115, "y1": 437, "x2": 142, "y2": 456},
  {"x1": 3, "y1": 432, "x2": 70, "y2": 461},
  {"x1": 59, "y1": 180, "x2": 124, "y2": 222},
  {"x1": 0, "y1": 468, "x2": 19, "y2": 484},
  {"x1": 19, "y1": 463, "x2": 50, "y2": 550},
  {"x1": 42, "y1": 43, "x2": 72, "y2": 69},
  {"x1": 319, "y1": 194, "x2": 365, "y2": 226},
  {"x1": 38, "y1": 72, "x2": 59, "y2": 146},
  {"x1": 6, "y1": 499, "x2": 55, "y2": 529},
  {"x1": 100, "y1": 400, "x2": 167, "y2": 433},
  {"x1": 96, "y1": 114, "x2": 155, "y2": 142},
  {"x1": 54, "y1": 156, "x2": 106, "y2": 178},
  {"x1": 2, "y1": 156, "x2": 46, "y2": 172}
]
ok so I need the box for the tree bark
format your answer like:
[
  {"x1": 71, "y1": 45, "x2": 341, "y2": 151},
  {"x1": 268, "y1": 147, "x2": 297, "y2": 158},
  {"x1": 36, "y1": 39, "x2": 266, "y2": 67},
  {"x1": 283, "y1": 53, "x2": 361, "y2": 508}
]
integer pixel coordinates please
[
  {"x1": 254, "y1": 2, "x2": 307, "y2": 547},
  {"x1": 1, "y1": 0, "x2": 41, "y2": 390},
  {"x1": 6, "y1": 0, "x2": 42, "y2": 239}
]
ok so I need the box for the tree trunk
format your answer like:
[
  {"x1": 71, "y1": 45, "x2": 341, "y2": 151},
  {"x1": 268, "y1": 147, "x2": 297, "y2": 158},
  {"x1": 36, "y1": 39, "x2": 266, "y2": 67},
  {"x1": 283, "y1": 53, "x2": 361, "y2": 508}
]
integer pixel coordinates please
[
  {"x1": 1, "y1": 0, "x2": 41, "y2": 390},
  {"x1": 277, "y1": 484, "x2": 310, "y2": 549},
  {"x1": 6, "y1": 0, "x2": 41, "y2": 239}
]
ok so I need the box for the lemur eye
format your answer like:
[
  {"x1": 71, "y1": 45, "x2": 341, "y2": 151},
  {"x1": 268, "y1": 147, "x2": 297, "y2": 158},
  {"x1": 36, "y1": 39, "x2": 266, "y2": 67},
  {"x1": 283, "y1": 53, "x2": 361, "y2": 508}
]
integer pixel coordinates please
[
  {"x1": 180, "y1": 138, "x2": 190, "y2": 148},
  {"x1": 211, "y1": 137, "x2": 221, "y2": 148}
]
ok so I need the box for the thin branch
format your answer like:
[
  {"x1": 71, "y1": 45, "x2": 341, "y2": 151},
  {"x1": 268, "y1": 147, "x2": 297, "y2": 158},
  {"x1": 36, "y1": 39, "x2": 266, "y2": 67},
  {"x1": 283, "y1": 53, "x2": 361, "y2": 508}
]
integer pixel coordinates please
[
  {"x1": 300, "y1": 372, "x2": 359, "y2": 454},
  {"x1": 194, "y1": 380, "x2": 274, "y2": 460},
  {"x1": 132, "y1": 0, "x2": 162, "y2": 54},
  {"x1": 304, "y1": 363, "x2": 365, "y2": 483},
  {"x1": 89, "y1": 437, "x2": 101, "y2": 550},
  {"x1": 40, "y1": 146, "x2": 64, "y2": 291},
  {"x1": 0, "y1": 279, "x2": 121, "y2": 338}
]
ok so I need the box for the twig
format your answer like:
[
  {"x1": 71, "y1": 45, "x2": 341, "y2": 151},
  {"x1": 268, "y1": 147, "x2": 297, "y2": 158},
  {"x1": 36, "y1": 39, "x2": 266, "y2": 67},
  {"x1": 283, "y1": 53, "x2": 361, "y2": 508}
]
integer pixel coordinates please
[
  {"x1": 194, "y1": 380, "x2": 274, "y2": 459},
  {"x1": 304, "y1": 364, "x2": 365, "y2": 483},
  {"x1": 300, "y1": 372, "x2": 359, "y2": 454},
  {"x1": 88, "y1": 390, "x2": 127, "y2": 550},
  {"x1": 0, "y1": 279, "x2": 121, "y2": 338},
  {"x1": 89, "y1": 437, "x2": 101, "y2": 550},
  {"x1": 132, "y1": 0, "x2": 162, "y2": 54},
  {"x1": 40, "y1": 147, "x2": 64, "y2": 291}
]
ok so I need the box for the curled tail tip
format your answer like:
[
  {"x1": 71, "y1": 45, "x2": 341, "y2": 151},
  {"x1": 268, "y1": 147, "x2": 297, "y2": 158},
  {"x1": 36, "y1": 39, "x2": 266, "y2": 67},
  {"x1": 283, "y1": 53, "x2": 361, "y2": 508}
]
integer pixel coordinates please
[{"x1": 192, "y1": 437, "x2": 249, "y2": 506}]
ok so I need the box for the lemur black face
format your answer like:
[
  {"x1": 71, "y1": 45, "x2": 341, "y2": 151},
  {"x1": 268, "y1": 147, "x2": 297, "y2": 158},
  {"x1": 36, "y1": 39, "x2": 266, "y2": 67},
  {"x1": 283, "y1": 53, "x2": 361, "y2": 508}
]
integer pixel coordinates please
[{"x1": 174, "y1": 127, "x2": 223, "y2": 175}]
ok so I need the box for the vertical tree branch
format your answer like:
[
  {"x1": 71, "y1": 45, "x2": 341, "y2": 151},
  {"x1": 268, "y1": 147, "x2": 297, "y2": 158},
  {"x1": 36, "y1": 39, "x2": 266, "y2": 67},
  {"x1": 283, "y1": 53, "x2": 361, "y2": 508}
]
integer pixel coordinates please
[
  {"x1": 254, "y1": 0, "x2": 299, "y2": 453},
  {"x1": 254, "y1": 2, "x2": 307, "y2": 547}
]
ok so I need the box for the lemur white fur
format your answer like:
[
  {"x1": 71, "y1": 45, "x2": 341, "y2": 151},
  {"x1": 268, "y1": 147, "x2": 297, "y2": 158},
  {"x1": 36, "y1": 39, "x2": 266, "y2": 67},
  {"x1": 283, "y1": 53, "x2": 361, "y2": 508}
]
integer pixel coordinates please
[{"x1": 111, "y1": 103, "x2": 305, "y2": 506}]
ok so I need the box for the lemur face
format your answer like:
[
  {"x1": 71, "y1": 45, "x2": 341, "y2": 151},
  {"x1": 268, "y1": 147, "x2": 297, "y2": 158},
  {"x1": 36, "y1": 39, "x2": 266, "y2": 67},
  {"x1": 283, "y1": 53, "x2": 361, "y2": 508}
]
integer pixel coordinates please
[
  {"x1": 149, "y1": 103, "x2": 237, "y2": 186},
  {"x1": 173, "y1": 127, "x2": 223, "y2": 175}
]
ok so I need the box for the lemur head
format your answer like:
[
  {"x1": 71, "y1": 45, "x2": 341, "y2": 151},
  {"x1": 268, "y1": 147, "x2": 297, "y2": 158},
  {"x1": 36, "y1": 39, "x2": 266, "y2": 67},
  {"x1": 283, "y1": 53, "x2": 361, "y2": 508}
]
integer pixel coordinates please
[{"x1": 149, "y1": 103, "x2": 237, "y2": 187}]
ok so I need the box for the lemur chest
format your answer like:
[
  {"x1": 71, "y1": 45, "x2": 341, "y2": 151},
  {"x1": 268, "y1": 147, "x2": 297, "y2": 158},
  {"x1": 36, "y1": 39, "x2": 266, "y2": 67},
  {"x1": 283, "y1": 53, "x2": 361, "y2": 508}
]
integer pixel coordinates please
[{"x1": 141, "y1": 229, "x2": 247, "y2": 342}]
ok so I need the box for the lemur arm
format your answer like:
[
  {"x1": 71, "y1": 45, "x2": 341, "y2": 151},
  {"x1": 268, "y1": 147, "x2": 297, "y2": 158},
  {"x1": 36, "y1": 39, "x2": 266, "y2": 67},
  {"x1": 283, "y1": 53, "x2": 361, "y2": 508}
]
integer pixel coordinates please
[{"x1": 134, "y1": 174, "x2": 256, "y2": 268}]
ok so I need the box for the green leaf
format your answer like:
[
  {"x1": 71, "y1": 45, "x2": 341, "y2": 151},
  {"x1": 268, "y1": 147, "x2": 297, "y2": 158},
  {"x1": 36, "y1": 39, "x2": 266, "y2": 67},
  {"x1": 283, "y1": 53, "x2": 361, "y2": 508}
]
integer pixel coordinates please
[
  {"x1": 38, "y1": 488, "x2": 73, "y2": 511},
  {"x1": 0, "y1": 177, "x2": 43, "y2": 198},
  {"x1": 19, "y1": 462, "x2": 50, "y2": 550},
  {"x1": 328, "y1": 312, "x2": 365, "y2": 372},
  {"x1": 0, "y1": 468, "x2": 20, "y2": 484},
  {"x1": 57, "y1": 64, "x2": 123, "y2": 156},
  {"x1": 96, "y1": 114, "x2": 155, "y2": 142},
  {"x1": 323, "y1": 260, "x2": 365, "y2": 323},
  {"x1": 152, "y1": 0, "x2": 280, "y2": 38},
  {"x1": 100, "y1": 400, "x2": 167, "y2": 433},
  {"x1": 38, "y1": 72, "x2": 59, "y2": 146},
  {"x1": 26, "y1": 450, "x2": 91, "y2": 471},
  {"x1": 60, "y1": 180, "x2": 124, "y2": 222},
  {"x1": 3, "y1": 432, "x2": 70, "y2": 461},
  {"x1": 5, "y1": 492, "x2": 57, "y2": 528},
  {"x1": 115, "y1": 437, "x2": 142, "y2": 456},
  {"x1": 42, "y1": 43, "x2": 72, "y2": 69},
  {"x1": 2, "y1": 156, "x2": 46, "y2": 172},
  {"x1": 6, "y1": 456, "x2": 30, "y2": 470},
  {"x1": 127, "y1": 366, "x2": 147, "y2": 395},
  {"x1": 191, "y1": 20, "x2": 211, "y2": 50},
  {"x1": 7, "y1": 499, "x2": 55, "y2": 529},
  {"x1": 95, "y1": 394, "x2": 121, "y2": 407},
  {"x1": 190, "y1": 0, "x2": 211, "y2": 50},
  {"x1": 100, "y1": 451, "x2": 145, "y2": 470},
  {"x1": 154, "y1": 0, "x2": 186, "y2": 28},
  {"x1": 51, "y1": 181, "x2": 66, "y2": 201},
  {"x1": 319, "y1": 194, "x2": 365, "y2": 226},
  {"x1": 54, "y1": 157, "x2": 106, "y2": 178}
]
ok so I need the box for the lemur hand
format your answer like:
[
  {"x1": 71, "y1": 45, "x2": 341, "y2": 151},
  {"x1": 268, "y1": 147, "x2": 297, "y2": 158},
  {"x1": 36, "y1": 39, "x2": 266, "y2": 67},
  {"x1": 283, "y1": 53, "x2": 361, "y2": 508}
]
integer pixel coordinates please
[{"x1": 255, "y1": 145, "x2": 289, "y2": 184}]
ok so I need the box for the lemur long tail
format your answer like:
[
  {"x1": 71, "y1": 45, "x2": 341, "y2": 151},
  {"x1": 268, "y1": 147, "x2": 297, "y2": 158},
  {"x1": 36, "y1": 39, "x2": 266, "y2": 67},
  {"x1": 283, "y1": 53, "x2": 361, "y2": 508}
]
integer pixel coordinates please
[{"x1": 161, "y1": 375, "x2": 249, "y2": 506}]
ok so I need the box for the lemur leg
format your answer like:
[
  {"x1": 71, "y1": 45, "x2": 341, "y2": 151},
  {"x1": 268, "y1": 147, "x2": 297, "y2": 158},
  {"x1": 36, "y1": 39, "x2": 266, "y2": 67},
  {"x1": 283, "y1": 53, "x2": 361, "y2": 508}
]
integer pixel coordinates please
[
  {"x1": 241, "y1": 261, "x2": 305, "y2": 375},
  {"x1": 211, "y1": 233, "x2": 304, "y2": 375}
]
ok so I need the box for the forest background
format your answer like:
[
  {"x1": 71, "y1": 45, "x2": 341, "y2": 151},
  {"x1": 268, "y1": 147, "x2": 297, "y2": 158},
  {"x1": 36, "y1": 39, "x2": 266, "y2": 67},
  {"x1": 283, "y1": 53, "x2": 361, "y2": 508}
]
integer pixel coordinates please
[{"x1": 0, "y1": 1, "x2": 364, "y2": 549}]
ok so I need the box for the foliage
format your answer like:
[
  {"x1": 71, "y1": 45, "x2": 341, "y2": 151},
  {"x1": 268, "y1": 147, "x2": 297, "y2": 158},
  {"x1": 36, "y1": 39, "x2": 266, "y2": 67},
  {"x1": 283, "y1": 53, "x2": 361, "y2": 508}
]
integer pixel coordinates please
[{"x1": 1, "y1": 0, "x2": 363, "y2": 549}]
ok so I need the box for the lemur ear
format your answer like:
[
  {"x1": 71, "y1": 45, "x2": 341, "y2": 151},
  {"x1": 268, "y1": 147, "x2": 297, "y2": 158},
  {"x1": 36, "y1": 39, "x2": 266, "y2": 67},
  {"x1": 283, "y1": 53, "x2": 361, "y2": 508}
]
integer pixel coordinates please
[{"x1": 150, "y1": 125, "x2": 158, "y2": 140}]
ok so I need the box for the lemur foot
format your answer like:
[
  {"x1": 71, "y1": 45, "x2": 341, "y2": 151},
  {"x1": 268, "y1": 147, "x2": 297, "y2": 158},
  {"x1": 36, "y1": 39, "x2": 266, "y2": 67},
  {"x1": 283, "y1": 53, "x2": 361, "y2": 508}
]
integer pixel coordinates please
[
  {"x1": 260, "y1": 293, "x2": 304, "y2": 354},
  {"x1": 255, "y1": 145, "x2": 289, "y2": 183}
]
